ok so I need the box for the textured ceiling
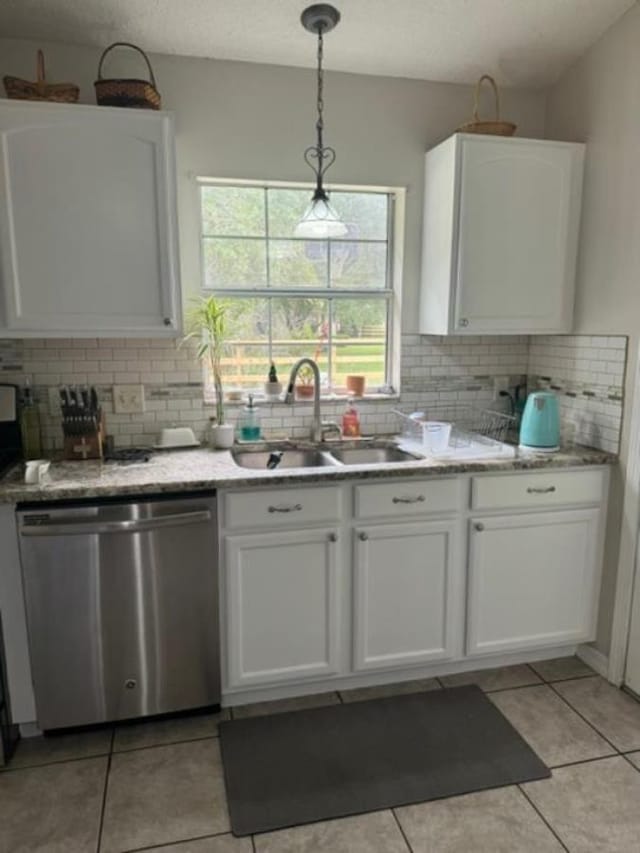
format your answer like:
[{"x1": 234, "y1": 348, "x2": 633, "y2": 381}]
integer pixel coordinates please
[{"x1": 0, "y1": 0, "x2": 634, "y2": 87}]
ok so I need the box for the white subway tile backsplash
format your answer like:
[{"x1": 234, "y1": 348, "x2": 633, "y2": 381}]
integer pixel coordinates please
[{"x1": 0, "y1": 332, "x2": 626, "y2": 454}]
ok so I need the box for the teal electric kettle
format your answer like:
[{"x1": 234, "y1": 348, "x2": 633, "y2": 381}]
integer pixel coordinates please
[{"x1": 519, "y1": 391, "x2": 560, "y2": 452}]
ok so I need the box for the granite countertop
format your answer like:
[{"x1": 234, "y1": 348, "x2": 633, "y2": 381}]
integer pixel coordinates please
[{"x1": 0, "y1": 441, "x2": 616, "y2": 504}]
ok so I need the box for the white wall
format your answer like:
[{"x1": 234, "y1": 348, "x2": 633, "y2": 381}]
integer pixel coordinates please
[
  {"x1": 545, "y1": 2, "x2": 640, "y2": 660},
  {"x1": 0, "y1": 38, "x2": 546, "y2": 333}
]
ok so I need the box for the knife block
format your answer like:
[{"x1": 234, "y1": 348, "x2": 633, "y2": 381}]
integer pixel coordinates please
[{"x1": 63, "y1": 412, "x2": 105, "y2": 461}]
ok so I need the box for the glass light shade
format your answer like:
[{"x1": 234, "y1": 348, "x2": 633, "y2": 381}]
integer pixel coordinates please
[{"x1": 294, "y1": 196, "x2": 348, "y2": 238}]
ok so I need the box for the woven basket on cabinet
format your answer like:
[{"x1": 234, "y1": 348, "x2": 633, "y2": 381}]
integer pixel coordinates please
[
  {"x1": 3, "y1": 50, "x2": 79, "y2": 103},
  {"x1": 94, "y1": 42, "x2": 161, "y2": 110},
  {"x1": 457, "y1": 74, "x2": 516, "y2": 137}
]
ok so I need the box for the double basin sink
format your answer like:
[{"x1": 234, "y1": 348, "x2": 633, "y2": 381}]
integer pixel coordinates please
[{"x1": 231, "y1": 441, "x2": 423, "y2": 471}]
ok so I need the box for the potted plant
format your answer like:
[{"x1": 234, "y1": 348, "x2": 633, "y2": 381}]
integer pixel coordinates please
[
  {"x1": 182, "y1": 295, "x2": 234, "y2": 449},
  {"x1": 264, "y1": 362, "x2": 283, "y2": 400},
  {"x1": 295, "y1": 364, "x2": 316, "y2": 399}
]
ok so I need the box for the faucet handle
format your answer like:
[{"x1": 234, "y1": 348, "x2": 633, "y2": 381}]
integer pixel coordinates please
[{"x1": 321, "y1": 420, "x2": 342, "y2": 441}]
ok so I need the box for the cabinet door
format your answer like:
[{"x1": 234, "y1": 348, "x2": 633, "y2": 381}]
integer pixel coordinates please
[
  {"x1": 353, "y1": 520, "x2": 458, "y2": 671},
  {"x1": 453, "y1": 137, "x2": 583, "y2": 334},
  {"x1": 0, "y1": 101, "x2": 180, "y2": 337},
  {"x1": 225, "y1": 528, "x2": 341, "y2": 688},
  {"x1": 467, "y1": 509, "x2": 601, "y2": 656}
]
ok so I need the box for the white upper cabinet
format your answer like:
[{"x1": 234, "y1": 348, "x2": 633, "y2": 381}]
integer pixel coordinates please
[
  {"x1": 0, "y1": 100, "x2": 181, "y2": 337},
  {"x1": 419, "y1": 134, "x2": 585, "y2": 335}
]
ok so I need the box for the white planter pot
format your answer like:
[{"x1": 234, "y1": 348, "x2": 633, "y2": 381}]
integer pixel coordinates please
[
  {"x1": 264, "y1": 381, "x2": 283, "y2": 401},
  {"x1": 211, "y1": 423, "x2": 235, "y2": 449}
]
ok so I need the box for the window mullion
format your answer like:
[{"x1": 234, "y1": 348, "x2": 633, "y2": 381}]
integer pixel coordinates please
[{"x1": 264, "y1": 187, "x2": 273, "y2": 364}]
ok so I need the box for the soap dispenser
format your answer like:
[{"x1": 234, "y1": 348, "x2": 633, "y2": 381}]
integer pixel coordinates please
[{"x1": 238, "y1": 394, "x2": 261, "y2": 441}]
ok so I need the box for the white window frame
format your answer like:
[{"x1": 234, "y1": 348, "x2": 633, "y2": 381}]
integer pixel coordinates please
[{"x1": 196, "y1": 177, "x2": 405, "y2": 398}]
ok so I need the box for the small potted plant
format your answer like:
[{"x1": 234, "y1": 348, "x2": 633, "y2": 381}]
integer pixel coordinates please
[
  {"x1": 264, "y1": 363, "x2": 283, "y2": 400},
  {"x1": 182, "y1": 295, "x2": 234, "y2": 449},
  {"x1": 295, "y1": 364, "x2": 316, "y2": 399}
]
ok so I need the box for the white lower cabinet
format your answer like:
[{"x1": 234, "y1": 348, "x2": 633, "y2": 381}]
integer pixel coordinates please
[
  {"x1": 353, "y1": 521, "x2": 458, "y2": 671},
  {"x1": 224, "y1": 527, "x2": 341, "y2": 688},
  {"x1": 220, "y1": 469, "x2": 608, "y2": 699},
  {"x1": 467, "y1": 509, "x2": 601, "y2": 656}
]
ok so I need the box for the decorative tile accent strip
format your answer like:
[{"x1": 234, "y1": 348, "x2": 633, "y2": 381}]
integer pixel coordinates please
[{"x1": 527, "y1": 335, "x2": 627, "y2": 454}]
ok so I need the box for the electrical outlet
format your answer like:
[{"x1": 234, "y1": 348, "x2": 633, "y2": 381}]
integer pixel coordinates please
[
  {"x1": 113, "y1": 384, "x2": 145, "y2": 414},
  {"x1": 493, "y1": 376, "x2": 510, "y2": 396}
]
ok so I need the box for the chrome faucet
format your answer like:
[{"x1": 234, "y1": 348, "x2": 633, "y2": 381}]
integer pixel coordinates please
[{"x1": 284, "y1": 358, "x2": 340, "y2": 443}]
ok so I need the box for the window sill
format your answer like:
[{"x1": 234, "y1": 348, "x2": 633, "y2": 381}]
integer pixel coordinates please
[{"x1": 204, "y1": 391, "x2": 400, "y2": 407}]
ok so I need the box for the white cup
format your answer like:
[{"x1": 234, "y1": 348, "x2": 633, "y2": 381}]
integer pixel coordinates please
[{"x1": 24, "y1": 460, "x2": 51, "y2": 485}]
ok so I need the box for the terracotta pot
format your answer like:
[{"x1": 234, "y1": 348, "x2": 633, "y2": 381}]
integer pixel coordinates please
[
  {"x1": 346, "y1": 375, "x2": 366, "y2": 397},
  {"x1": 295, "y1": 383, "x2": 315, "y2": 400}
]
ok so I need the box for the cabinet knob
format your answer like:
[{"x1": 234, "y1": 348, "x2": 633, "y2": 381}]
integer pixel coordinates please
[
  {"x1": 359, "y1": 532, "x2": 369, "y2": 541},
  {"x1": 163, "y1": 317, "x2": 173, "y2": 327},
  {"x1": 459, "y1": 318, "x2": 469, "y2": 328},
  {"x1": 474, "y1": 522, "x2": 485, "y2": 532},
  {"x1": 328, "y1": 532, "x2": 338, "y2": 542}
]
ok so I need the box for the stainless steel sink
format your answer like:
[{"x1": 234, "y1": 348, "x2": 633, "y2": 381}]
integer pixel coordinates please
[
  {"x1": 230, "y1": 448, "x2": 335, "y2": 470},
  {"x1": 328, "y1": 446, "x2": 421, "y2": 465}
]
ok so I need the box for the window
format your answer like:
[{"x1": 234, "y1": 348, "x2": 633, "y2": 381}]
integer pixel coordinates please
[{"x1": 198, "y1": 180, "x2": 403, "y2": 396}]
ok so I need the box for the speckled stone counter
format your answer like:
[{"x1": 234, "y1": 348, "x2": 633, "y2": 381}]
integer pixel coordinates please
[{"x1": 0, "y1": 442, "x2": 616, "y2": 505}]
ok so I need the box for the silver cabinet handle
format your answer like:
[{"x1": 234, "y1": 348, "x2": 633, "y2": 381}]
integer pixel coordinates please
[
  {"x1": 20, "y1": 509, "x2": 211, "y2": 537},
  {"x1": 474, "y1": 522, "x2": 485, "y2": 532},
  {"x1": 459, "y1": 318, "x2": 469, "y2": 327},
  {"x1": 328, "y1": 532, "x2": 338, "y2": 542},
  {"x1": 267, "y1": 503, "x2": 302, "y2": 513},
  {"x1": 527, "y1": 486, "x2": 556, "y2": 494},
  {"x1": 359, "y1": 532, "x2": 369, "y2": 541},
  {"x1": 392, "y1": 495, "x2": 426, "y2": 504}
]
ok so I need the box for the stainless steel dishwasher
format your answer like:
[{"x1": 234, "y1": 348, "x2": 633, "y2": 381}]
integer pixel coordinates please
[{"x1": 18, "y1": 494, "x2": 220, "y2": 730}]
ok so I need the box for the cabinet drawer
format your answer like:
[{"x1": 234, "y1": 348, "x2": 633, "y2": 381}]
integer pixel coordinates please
[
  {"x1": 355, "y1": 478, "x2": 460, "y2": 520},
  {"x1": 224, "y1": 485, "x2": 342, "y2": 530},
  {"x1": 472, "y1": 469, "x2": 605, "y2": 511}
]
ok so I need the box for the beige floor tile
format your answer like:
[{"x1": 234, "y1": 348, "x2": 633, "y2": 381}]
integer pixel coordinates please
[
  {"x1": 3, "y1": 727, "x2": 112, "y2": 771},
  {"x1": 530, "y1": 656, "x2": 595, "y2": 682},
  {"x1": 113, "y1": 709, "x2": 230, "y2": 752},
  {"x1": 232, "y1": 691, "x2": 340, "y2": 719},
  {"x1": 143, "y1": 834, "x2": 253, "y2": 852},
  {"x1": 554, "y1": 676, "x2": 640, "y2": 750},
  {"x1": 254, "y1": 809, "x2": 408, "y2": 853},
  {"x1": 439, "y1": 664, "x2": 542, "y2": 692},
  {"x1": 340, "y1": 677, "x2": 441, "y2": 703},
  {"x1": 100, "y1": 739, "x2": 229, "y2": 853},
  {"x1": 395, "y1": 786, "x2": 563, "y2": 852},
  {"x1": 625, "y1": 751, "x2": 640, "y2": 770},
  {"x1": 0, "y1": 756, "x2": 106, "y2": 853},
  {"x1": 489, "y1": 684, "x2": 614, "y2": 766},
  {"x1": 522, "y1": 755, "x2": 640, "y2": 852}
]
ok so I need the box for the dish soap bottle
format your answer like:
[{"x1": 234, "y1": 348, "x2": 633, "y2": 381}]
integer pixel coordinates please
[
  {"x1": 239, "y1": 394, "x2": 261, "y2": 441},
  {"x1": 20, "y1": 380, "x2": 42, "y2": 460},
  {"x1": 342, "y1": 394, "x2": 361, "y2": 438}
]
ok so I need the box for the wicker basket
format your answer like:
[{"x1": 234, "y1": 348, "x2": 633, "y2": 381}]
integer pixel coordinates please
[
  {"x1": 3, "y1": 50, "x2": 79, "y2": 103},
  {"x1": 94, "y1": 42, "x2": 161, "y2": 110},
  {"x1": 457, "y1": 75, "x2": 516, "y2": 137}
]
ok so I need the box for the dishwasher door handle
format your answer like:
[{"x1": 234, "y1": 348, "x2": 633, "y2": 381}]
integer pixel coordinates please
[{"x1": 20, "y1": 509, "x2": 212, "y2": 537}]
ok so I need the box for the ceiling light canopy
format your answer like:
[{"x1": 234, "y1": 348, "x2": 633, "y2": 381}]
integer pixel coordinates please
[{"x1": 294, "y1": 4, "x2": 347, "y2": 240}]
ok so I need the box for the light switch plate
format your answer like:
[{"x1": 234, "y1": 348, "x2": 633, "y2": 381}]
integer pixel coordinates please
[{"x1": 113, "y1": 384, "x2": 145, "y2": 414}]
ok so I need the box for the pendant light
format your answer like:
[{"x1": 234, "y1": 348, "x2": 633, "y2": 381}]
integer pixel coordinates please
[{"x1": 294, "y1": 4, "x2": 348, "y2": 239}]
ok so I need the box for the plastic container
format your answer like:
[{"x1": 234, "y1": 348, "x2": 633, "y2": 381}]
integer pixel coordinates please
[
  {"x1": 342, "y1": 396, "x2": 361, "y2": 438},
  {"x1": 20, "y1": 381, "x2": 42, "y2": 460}
]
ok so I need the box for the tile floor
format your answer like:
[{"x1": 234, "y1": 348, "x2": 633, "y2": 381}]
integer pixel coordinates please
[{"x1": 2, "y1": 657, "x2": 640, "y2": 852}]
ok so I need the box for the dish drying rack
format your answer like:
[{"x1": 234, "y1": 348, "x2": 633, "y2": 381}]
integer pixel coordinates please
[{"x1": 394, "y1": 404, "x2": 517, "y2": 460}]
